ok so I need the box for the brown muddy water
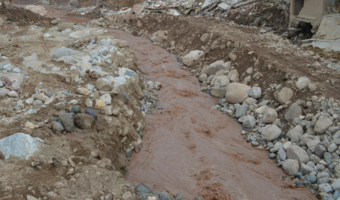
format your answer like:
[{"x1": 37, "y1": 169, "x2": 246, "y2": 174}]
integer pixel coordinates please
[{"x1": 109, "y1": 30, "x2": 317, "y2": 200}]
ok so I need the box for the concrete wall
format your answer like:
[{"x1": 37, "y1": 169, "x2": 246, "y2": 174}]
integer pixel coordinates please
[{"x1": 290, "y1": 0, "x2": 333, "y2": 32}]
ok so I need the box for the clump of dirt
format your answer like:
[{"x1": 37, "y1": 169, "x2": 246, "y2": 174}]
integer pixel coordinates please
[
  {"x1": 0, "y1": 6, "x2": 51, "y2": 25},
  {"x1": 228, "y1": 1, "x2": 289, "y2": 35}
]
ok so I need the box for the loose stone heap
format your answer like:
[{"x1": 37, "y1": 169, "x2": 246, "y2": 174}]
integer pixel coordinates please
[{"x1": 192, "y1": 52, "x2": 340, "y2": 198}]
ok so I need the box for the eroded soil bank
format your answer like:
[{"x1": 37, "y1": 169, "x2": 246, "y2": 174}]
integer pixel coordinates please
[{"x1": 109, "y1": 29, "x2": 316, "y2": 200}]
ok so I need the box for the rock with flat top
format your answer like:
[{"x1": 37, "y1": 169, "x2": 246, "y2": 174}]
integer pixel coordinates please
[
  {"x1": 287, "y1": 145, "x2": 309, "y2": 163},
  {"x1": 225, "y1": 83, "x2": 250, "y2": 104}
]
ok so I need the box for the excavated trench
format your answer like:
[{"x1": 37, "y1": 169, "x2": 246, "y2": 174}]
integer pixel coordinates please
[
  {"x1": 42, "y1": 8, "x2": 317, "y2": 200},
  {"x1": 108, "y1": 30, "x2": 316, "y2": 200}
]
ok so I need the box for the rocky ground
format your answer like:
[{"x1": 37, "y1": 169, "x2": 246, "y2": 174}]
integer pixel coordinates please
[
  {"x1": 1, "y1": 0, "x2": 340, "y2": 200},
  {"x1": 0, "y1": 6, "x2": 165, "y2": 200}
]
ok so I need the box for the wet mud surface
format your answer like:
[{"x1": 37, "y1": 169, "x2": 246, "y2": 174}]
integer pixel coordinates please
[{"x1": 109, "y1": 29, "x2": 317, "y2": 200}]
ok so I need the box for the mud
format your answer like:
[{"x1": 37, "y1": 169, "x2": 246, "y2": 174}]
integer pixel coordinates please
[{"x1": 109, "y1": 29, "x2": 317, "y2": 200}]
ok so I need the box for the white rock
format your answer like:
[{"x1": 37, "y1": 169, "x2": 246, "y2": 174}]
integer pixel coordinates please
[
  {"x1": 3, "y1": 64, "x2": 13, "y2": 71},
  {"x1": 100, "y1": 93, "x2": 111, "y2": 105},
  {"x1": 7, "y1": 91, "x2": 18, "y2": 98},
  {"x1": 261, "y1": 125, "x2": 282, "y2": 141},
  {"x1": 182, "y1": 50, "x2": 205, "y2": 67},
  {"x1": 248, "y1": 87, "x2": 261, "y2": 99},
  {"x1": 0, "y1": 133, "x2": 42, "y2": 160},
  {"x1": 43, "y1": 33, "x2": 52, "y2": 38},
  {"x1": 12, "y1": 67, "x2": 21, "y2": 73},
  {"x1": 295, "y1": 77, "x2": 310, "y2": 90},
  {"x1": 69, "y1": 30, "x2": 92, "y2": 39}
]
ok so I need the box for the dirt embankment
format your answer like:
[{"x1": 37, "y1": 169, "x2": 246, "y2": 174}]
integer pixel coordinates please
[{"x1": 94, "y1": 13, "x2": 340, "y2": 102}]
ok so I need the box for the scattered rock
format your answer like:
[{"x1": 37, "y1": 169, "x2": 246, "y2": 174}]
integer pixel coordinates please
[
  {"x1": 211, "y1": 76, "x2": 230, "y2": 98},
  {"x1": 287, "y1": 125, "x2": 303, "y2": 143},
  {"x1": 52, "y1": 122, "x2": 65, "y2": 133},
  {"x1": 248, "y1": 87, "x2": 261, "y2": 99},
  {"x1": 182, "y1": 50, "x2": 205, "y2": 67},
  {"x1": 274, "y1": 87, "x2": 293, "y2": 104},
  {"x1": 206, "y1": 60, "x2": 230, "y2": 75},
  {"x1": 225, "y1": 83, "x2": 250, "y2": 104},
  {"x1": 285, "y1": 103, "x2": 302, "y2": 122},
  {"x1": 286, "y1": 145, "x2": 309, "y2": 163},
  {"x1": 85, "y1": 109, "x2": 98, "y2": 120},
  {"x1": 52, "y1": 47, "x2": 77, "y2": 59},
  {"x1": 95, "y1": 78, "x2": 113, "y2": 91},
  {"x1": 74, "y1": 113, "x2": 96, "y2": 129},
  {"x1": 58, "y1": 113, "x2": 74, "y2": 132},
  {"x1": 261, "y1": 125, "x2": 282, "y2": 141},
  {"x1": 58, "y1": 22, "x2": 73, "y2": 31},
  {"x1": 262, "y1": 108, "x2": 278, "y2": 123},
  {"x1": 314, "y1": 116, "x2": 333, "y2": 134},
  {"x1": 295, "y1": 77, "x2": 310, "y2": 90},
  {"x1": 282, "y1": 159, "x2": 299, "y2": 176},
  {"x1": 243, "y1": 115, "x2": 256, "y2": 129}
]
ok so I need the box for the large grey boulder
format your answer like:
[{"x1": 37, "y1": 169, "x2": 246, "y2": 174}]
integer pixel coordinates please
[
  {"x1": 282, "y1": 159, "x2": 299, "y2": 176},
  {"x1": 274, "y1": 87, "x2": 293, "y2": 104},
  {"x1": 182, "y1": 50, "x2": 204, "y2": 67},
  {"x1": 287, "y1": 145, "x2": 309, "y2": 163},
  {"x1": 225, "y1": 83, "x2": 250, "y2": 104},
  {"x1": 285, "y1": 103, "x2": 302, "y2": 122},
  {"x1": 261, "y1": 125, "x2": 282, "y2": 141},
  {"x1": 262, "y1": 108, "x2": 278, "y2": 123},
  {"x1": 210, "y1": 76, "x2": 230, "y2": 98},
  {"x1": 287, "y1": 125, "x2": 303, "y2": 143},
  {"x1": 0, "y1": 133, "x2": 42, "y2": 160},
  {"x1": 314, "y1": 116, "x2": 333, "y2": 134},
  {"x1": 52, "y1": 47, "x2": 77, "y2": 59}
]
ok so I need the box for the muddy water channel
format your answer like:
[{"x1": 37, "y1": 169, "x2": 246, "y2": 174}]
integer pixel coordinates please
[{"x1": 109, "y1": 30, "x2": 316, "y2": 200}]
